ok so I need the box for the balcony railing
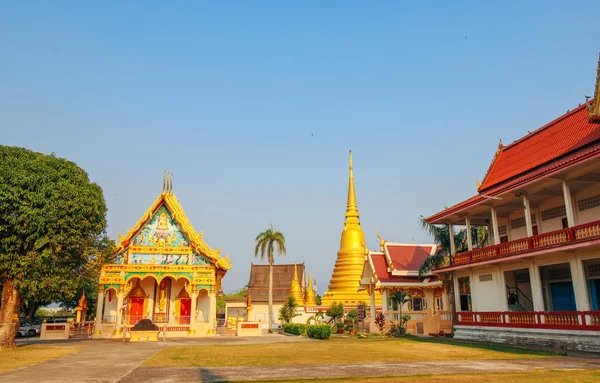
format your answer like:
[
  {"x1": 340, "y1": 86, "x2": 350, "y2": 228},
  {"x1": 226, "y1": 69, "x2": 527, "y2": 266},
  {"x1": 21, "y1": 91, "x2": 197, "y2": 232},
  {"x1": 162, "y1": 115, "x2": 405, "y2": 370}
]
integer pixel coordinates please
[
  {"x1": 457, "y1": 310, "x2": 600, "y2": 331},
  {"x1": 452, "y1": 219, "x2": 600, "y2": 265}
]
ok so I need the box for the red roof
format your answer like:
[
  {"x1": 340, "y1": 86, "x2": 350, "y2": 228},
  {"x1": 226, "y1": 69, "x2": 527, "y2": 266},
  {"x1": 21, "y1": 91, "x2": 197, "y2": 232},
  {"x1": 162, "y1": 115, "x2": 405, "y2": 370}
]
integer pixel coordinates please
[
  {"x1": 385, "y1": 243, "x2": 436, "y2": 272},
  {"x1": 479, "y1": 103, "x2": 600, "y2": 191},
  {"x1": 369, "y1": 252, "x2": 439, "y2": 284},
  {"x1": 425, "y1": 103, "x2": 600, "y2": 223}
]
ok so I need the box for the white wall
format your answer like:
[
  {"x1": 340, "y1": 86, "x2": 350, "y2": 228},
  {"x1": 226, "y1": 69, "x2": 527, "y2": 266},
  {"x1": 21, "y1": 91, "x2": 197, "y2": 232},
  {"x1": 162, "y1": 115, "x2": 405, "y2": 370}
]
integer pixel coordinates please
[
  {"x1": 575, "y1": 184, "x2": 600, "y2": 225},
  {"x1": 471, "y1": 268, "x2": 505, "y2": 312},
  {"x1": 538, "y1": 197, "x2": 566, "y2": 233},
  {"x1": 196, "y1": 289, "x2": 210, "y2": 322}
]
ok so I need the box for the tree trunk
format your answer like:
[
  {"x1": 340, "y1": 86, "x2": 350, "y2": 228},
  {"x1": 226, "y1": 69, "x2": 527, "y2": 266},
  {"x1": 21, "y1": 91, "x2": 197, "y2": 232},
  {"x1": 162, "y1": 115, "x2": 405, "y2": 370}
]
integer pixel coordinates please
[
  {"x1": 0, "y1": 279, "x2": 21, "y2": 350},
  {"x1": 268, "y1": 262, "x2": 273, "y2": 333},
  {"x1": 25, "y1": 302, "x2": 40, "y2": 324},
  {"x1": 448, "y1": 277, "x2": 457, "y2": 328}
]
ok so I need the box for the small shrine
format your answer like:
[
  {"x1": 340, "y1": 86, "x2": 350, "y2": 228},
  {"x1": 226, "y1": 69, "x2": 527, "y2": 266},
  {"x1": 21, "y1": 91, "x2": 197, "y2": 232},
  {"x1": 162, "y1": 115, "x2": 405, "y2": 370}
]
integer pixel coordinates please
[{"x1": 92, "y1": 173, "x2": 232, "y2": 338}]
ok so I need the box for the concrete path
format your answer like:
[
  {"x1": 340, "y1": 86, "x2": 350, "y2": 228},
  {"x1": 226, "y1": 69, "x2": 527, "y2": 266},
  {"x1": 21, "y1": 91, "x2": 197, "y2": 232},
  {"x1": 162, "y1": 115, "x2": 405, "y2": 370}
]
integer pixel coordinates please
[
  {"x1": 118, "y1": 357, "x2": 600, "y2": 383},
  {"x1": 1, "y1": 335, "x2": 309, "y2": 383}
]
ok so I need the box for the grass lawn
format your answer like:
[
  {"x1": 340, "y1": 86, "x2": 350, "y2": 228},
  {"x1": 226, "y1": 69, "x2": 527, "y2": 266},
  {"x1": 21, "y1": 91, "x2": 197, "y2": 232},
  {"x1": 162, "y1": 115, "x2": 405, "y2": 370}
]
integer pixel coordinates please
[
  {"x1": 236, "y1": 370, "x2": 600, "y2": 383},
  {"x1": 0, "y1": 346, "x2": 80, "y2": 373},
  {"x1": 145, "y1": 337, "x2": 559, "y2": 367}
]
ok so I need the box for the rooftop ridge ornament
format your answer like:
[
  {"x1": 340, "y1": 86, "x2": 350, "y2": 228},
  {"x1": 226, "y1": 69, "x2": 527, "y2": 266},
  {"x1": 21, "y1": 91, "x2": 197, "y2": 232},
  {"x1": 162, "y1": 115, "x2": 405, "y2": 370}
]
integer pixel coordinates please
[{"x1": 588, "y1": 52, "x2": 600, "y2": 122}]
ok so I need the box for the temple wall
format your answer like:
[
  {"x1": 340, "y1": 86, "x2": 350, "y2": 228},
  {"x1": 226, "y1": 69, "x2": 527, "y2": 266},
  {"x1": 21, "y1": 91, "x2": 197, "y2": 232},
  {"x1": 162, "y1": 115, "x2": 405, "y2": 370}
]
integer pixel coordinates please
[
  {"x1": 574, "y1": 183, "x2": 600, "y2": 225},
  {"x1": 196, "y1": 289, "x2": 210, "y2": 322}
]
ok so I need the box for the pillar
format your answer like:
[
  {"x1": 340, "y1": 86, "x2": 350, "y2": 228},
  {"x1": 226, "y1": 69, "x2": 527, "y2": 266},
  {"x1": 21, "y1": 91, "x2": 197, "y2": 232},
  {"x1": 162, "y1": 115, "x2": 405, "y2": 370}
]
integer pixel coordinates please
[
  {"x1": 491, "y1": 207, "x2": 500, "y2": 245},
  {"x1": 189, "y1": 288, "x2": 198, "y2": 334},
  {"x1": 381, "y1": 289, "x2": 388, "y2": 313},
  {"x1": 448, "y1": 224, "x2": 456, "y2": 256},
  {"x1": 562, "y1": 181, "x2": 576, "y2": 227},
  {"x1": 523, "y1": 195, "x2": 533, "y2": 237},
  {"x1": 570, "y1": 257, "x2": 590, "y2": 311},
  {"x1": 497, "y1": 266, "x2": 508, "y2": 311},
  {"x1": 369, "y1": 285, "x2": 376, "y2": 318},
  {"x1": 468, "y1": 271, "x2": 477, "y2": 311},
  {"x1": 528, "y1": 262, "x2": 544, "y2": 311},
  {"x1": 115, "y1": 288, "x2": 124, "y2": 335},
  {"x1": 92, "y1": 287, "x2": 104, "y2": 337},
  {"x1": 453, "y1": 275, "x2": 461, "y2": 312},
  {"x1": 208, "y1": 288, "x2": 216, "y2": 334},
  {"x1": 465, "y1": 217, "x2": 473, "y2": 251}
]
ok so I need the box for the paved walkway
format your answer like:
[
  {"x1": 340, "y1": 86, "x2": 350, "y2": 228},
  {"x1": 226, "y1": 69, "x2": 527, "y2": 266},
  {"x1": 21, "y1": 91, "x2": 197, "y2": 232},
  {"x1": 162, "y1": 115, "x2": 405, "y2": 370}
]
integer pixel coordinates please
[
  {"x1": 2, "y1": 336, "x2": 599, "y2": 383},
  {"x1": 1, "y1": 335, "x2": 309, "y2": 383},
  {"x1": 118, "y1": 357, "x2": 600, "y2": 383}
]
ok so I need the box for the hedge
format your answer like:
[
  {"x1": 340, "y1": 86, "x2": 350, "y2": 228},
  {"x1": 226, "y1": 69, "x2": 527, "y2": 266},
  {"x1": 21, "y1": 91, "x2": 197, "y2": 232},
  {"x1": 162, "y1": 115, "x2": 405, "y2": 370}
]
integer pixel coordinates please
[
  {"x1": 306, "y1": 324, "x2": 332, "y2": 340},
  {"x1": 283, "y1": 323, "x2": 306, "y2": 335}
]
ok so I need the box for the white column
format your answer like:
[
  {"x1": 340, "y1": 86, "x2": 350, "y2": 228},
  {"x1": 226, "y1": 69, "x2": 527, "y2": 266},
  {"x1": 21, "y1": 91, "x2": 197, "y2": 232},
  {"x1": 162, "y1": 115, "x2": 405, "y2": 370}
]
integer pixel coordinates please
[
  {"x1": 497, "y1": 266, "x2": 508, "y2": 311},
  {"x1": 562, "y1": 181, "x2": 576, "y2": 227},
  {"x1": 523, "y1": 195, "x2": 533, "y2": 237},
  {"x1": 528, "y1": 262, "x2": 544, "y2": 311},
  {"x1": 465, "y1": 217, "x2": 473, "y2": 251},
  {"x1": 208, "y1": 289, "x2": 216, "y2": 333},
  {"x1": 115, "y1": 289, "x2": 124, "y2": 335},
  {"x1": 468, "y1": 272, "x2": 477, "y2": 311},
  {"x1": 453, "y1": 275, "x2": 462, "y2": 312},
  {"x1": 448, "y1": 224, "x2": 456, "y2": 256},
  {"x1": 369, "y1": 285, "x2": 376, "y2": 318},
  {"x1": 491, "y1": 207, "x2": 500, "y2": 244},
  {"x1": 189, "y1": 288, "x2": 198, "y2": 334},
  {"x1": 570, "y1": 257, "x2": 590, "y2": 311},
  {"x1": 381, "y1": 289, "x2": 388, "y2": 313},
  {"x1": 93, "y1": 287, "x2": 104, "y2": 336}
]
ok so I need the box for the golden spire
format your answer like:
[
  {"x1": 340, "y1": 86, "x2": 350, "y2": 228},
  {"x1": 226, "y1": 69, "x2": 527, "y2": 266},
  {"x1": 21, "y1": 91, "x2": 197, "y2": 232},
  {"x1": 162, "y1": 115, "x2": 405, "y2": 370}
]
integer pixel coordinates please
[
  {"x1": 290, "y1": 263, "x2": 304, "y2": 305},
  {"x1": 301, "y1": 267, "x2": 306, "y2": 296},
  {"x1": 305, "y1": 272, "x2": 317, "y2": 306},
  {"x1": 345, "y1": 150, "x2": 360, "y2": 226}
]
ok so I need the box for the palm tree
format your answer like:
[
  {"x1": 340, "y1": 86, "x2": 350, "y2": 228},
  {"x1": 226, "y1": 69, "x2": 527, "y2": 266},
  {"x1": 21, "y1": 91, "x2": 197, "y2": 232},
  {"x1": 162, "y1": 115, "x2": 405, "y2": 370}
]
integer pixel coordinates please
[
  {"x1": 254, "y1": 224, "x2": 286, "y2": 333},
  {"x1": 278, "y1": 296, "x2": 301, "y2": 324},
  {"x1": 418, "y1": 218, "x2": 488, "y2": 325},
  {"x1": 389, "y1": 290, "x2": 411, "y2": 330}
]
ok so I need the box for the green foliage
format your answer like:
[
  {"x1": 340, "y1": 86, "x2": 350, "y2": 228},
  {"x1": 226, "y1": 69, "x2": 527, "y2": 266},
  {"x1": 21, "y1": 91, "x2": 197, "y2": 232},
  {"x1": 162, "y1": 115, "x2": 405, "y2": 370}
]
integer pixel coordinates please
[
  {"x1": 325, "y1": 302, "x2": 344, "y2": 322},
  {"x1": 306, "y1": 324, "x2": 332, "y2": 340},
  {"x1": 315, "y1": 294, "x2": 322, "y2": 305},
  {"x1": 283, "y1": 323, "x2": 305, "y2": 335},
  {"x1": 418, "y1": 218, "x2": 489, "y2": 275},
  {"x1": 0, "y1": 146, "x2": 108, "y2": 346},
  {"x1": 347, "y1": 308, "x2": 358, "y2": 320},
  {"x1": 278, "y1": 296, "x2": 301, "y2": 324},
  {"x1": 217, "y1": 285, "x2": 247, "y2": 314},
  {"x1": 254, "y1": 224, "x2": 286, "y2": 266},
  {"x1": 387, "y1": 318, "x2": 410, "y2": 337}
]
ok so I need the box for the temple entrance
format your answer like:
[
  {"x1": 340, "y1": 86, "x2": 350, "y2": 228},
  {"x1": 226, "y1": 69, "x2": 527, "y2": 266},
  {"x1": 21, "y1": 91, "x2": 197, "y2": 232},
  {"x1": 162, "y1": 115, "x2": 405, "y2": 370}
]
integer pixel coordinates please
[
  {"x1": 504, "y1": 269, "x2": 533, "y2": 311},
  {"x1": 129, "y1": 298, "x2": 144, "y2": 324},
  {"x1": 540, "y1": 263, "x2": 576, "y2": 311},
  {"x1": 180, "y1": 298, "x2": 191, "y2": 324}
]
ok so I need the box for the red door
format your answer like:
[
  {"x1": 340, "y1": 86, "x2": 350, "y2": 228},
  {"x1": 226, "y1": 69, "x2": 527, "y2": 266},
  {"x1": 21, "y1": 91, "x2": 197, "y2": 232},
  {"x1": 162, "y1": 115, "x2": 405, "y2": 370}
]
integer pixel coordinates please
[
  {"x1": 180, "y1": 298, "x2": 191, "y2": 324},
  {"x1": 129, "y1": 298, "x2": 144, "y2": 324}
]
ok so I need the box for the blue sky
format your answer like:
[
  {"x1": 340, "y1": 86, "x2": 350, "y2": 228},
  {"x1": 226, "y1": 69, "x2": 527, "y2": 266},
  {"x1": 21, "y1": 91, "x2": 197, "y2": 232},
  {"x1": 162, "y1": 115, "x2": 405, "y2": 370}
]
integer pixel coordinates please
[{"x1": 1, "y1": 2, "x2": 598, "y2": 292}]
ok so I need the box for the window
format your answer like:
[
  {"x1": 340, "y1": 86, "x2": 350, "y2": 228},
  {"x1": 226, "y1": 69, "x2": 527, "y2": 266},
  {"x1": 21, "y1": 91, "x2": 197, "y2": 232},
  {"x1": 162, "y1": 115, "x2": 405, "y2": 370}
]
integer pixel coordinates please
[
  {"x1": 435, "y1": 297, "x2": 442, "y2": 310},
  {"x1": 562, "y1": 217, "x2": 569, "y2": 229},
  {"x1": 578, "y1": 195, "x2": 600, "y2": 212},
  {"x1": 479, "y1": 274, "x2": 493, "y2": 282},
  {"x1": 412, "y1": 297, "x2": 425, "y2": 311},
  {"x1": 541, "y1": 206, "x2": 566, "y2": 221},
  {"x1": 500, "y1": 236, "x2": 509, "y2": 243}
]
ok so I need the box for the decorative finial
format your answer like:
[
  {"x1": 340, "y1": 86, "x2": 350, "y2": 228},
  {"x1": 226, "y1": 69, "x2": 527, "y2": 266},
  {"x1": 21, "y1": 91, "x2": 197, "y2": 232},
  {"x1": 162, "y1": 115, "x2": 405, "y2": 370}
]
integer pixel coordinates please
[
  {"x1": 293, "y1": 263, "x2": 298, "y2": 281},
  {"x1": 476, "y1": 178, "x2": 481, "y2": 189},
  {"x1": 169, "y1": 173, "x2": 173, "y2": 194},
  {"x1": 345, "y1": 150, "x2": 360, "y2": 224},
  {"x1": 376, "y1": 229, "x2": 385, "y2": 251},
  {"x1": 163, "y1": 170, "x2": 167, "y2": 193},
  {"x1": 498, "y1": 139, "x2": 503, "y2": 148},
  {"x1": 412, "y1": 238, "x2": 415, "y2": 244}
]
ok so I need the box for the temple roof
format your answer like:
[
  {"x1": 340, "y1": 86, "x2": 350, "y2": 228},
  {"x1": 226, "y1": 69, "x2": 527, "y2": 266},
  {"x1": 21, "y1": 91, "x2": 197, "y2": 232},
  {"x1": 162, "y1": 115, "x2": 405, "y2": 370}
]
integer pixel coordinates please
[
  {"x1": 247, "y1": 263, "x2": 305, "y2": 303},
  {"x1": 114, "y1": 176, "x2": 231, "y2": 271},
  {"x1": 426, "y1": 102, "x2": 600, "y2": 223},
  {"x1": 478, "y1": 103, "x2": 600, "y2": 192},
  {"x1": 366, "y1": 252, "x2": 440, "y2": 285},
  {"x1": 384, "y1": 242, "x2": 437, "y2": 272}
]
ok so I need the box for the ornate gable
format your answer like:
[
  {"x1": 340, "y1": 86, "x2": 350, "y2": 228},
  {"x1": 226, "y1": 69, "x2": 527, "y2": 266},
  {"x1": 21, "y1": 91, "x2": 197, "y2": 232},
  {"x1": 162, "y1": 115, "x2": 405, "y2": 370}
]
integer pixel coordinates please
[{"x1": 113, "y1": 176, "x2": 231, "y2": 271}]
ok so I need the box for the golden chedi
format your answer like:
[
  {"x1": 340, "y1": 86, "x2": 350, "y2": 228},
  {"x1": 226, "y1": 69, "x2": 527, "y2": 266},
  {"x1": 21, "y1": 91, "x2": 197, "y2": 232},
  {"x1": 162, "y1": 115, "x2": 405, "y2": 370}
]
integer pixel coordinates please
[
  {"x1": 322, "y1": 150, "x2": 381, "y2": 306},
  {"x1": 290, "y1": 263, "x2": 305, "y2": 305},
  {"x1": 305, "y1": 272, "x2": 317, "y2": 306}
]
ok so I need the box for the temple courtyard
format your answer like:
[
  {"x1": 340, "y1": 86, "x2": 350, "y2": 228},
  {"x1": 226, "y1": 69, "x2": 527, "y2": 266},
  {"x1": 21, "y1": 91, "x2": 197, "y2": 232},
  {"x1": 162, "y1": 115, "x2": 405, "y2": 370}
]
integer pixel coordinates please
[{"x1": 1, "y1": 335, "x2": 599, "y2": 382}]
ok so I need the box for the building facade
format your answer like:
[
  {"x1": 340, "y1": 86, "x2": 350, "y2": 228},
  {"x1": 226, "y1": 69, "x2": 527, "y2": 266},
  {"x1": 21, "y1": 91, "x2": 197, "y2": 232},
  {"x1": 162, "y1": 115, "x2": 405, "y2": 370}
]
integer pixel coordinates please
[
  {"x1": 93, "y1": 176, "x2": 232, "y2": 338},
  {"x1": 424, "y1": 58, "x2": 600, "y2": 351},
  {"x1": 360, "y1": 237, "x2": 452, "y2": 335}
]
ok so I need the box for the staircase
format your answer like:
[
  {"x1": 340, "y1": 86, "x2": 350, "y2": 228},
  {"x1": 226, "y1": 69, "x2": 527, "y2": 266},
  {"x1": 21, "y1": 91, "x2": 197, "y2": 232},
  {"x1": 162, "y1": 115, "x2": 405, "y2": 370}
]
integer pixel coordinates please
[{"x1": 506, "y1": 285, "x2": 534, "y2": 311}]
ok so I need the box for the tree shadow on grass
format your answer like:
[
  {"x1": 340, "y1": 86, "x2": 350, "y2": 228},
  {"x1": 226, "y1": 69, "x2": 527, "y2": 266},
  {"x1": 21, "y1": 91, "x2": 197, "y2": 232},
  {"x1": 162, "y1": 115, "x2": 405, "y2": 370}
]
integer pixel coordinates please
[
  {"x1": 197, "y1": 368, "x2": 233, "y2": 382},
  {"x1": 403, "y1": 335, "x2": 566, "y2": 357}
]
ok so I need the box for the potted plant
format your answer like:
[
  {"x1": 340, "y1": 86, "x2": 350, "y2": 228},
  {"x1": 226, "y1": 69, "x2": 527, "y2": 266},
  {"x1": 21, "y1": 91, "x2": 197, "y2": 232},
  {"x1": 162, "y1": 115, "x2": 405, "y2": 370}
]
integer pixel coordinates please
[{"x1": 335, "y1": 322, "x2": 345, "y2": 334}]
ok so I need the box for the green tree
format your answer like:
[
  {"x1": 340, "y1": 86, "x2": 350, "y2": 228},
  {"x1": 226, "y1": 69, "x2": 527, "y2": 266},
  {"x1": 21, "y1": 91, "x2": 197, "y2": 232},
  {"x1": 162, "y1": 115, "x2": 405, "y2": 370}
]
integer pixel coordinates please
[
  {"x1": 315, "y1": 294, "x2": 322, "y2": 306},
  {"x1": 389, "y1": 290, "x2": 411, "y2": 332},
  {"x1": 254, "y1": 224, "x2": 286, "y2": 333},
  {"x1": 325, "y1": 302, "x2": 344, "y2": 323},
  {"x1": 347, "y1": 308, "x2": 358, "y2": 329},
  {"x1": 418, "y1": 218, "x2": 488, "y2": 326},
  {"x1": 278, "y1": 296, "x2": 301, "y2": 324},
  {"x1": 0, "y1": 146, "x2": 107, "y2": 349}
]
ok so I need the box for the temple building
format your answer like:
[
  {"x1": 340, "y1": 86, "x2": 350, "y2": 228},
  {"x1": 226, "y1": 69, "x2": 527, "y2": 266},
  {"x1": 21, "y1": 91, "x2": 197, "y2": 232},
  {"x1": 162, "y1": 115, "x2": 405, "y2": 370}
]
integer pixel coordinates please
[
  {"x1": 359, "y1": 236, "x2": 452, "y2": 335},
  {"x1": 322, "y1": 151, "x2": 382, "y2": 307},
  {"x1": 225, "y1": 262, "x2": 319, "y2": 331},
  {"x1": 93, "y1": 174, "x2": 232, "y2": 338},
  {"x1": 424, "y1": 56, "x2": 600, "y2": 352}
]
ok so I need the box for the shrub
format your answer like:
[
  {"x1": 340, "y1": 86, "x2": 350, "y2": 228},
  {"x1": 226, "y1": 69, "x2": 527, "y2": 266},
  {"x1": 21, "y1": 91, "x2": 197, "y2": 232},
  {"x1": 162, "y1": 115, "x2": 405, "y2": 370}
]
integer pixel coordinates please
[
  {"x1": 387, "y1": 319, "x2": 409, "y2": 337},
  {"x1": 283, "y1": 323, "x2": 306, "y2": 335},
  {"x1": 374, "y1": 313, "x2": 386, "y2": 332},
  {"x1": 306, "y1": 324, "x2": 332, "y2": 340}
]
